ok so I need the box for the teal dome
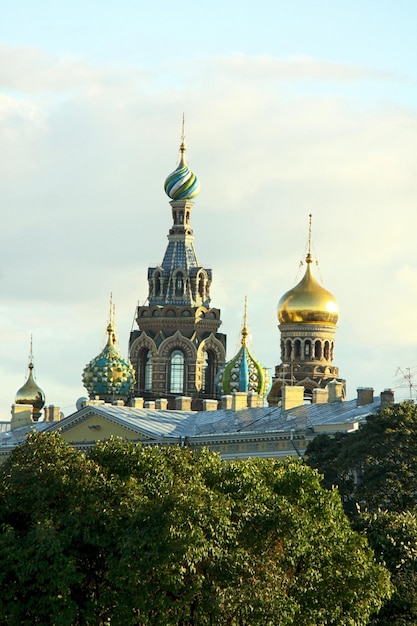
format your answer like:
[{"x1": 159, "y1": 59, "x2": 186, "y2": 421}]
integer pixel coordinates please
[
  {"x1": 216, "y1": 310, "x2": 271, "y2": 400},
  {"x1": 164, "y1": 138, "x2": 200, "y2": 201},
  {"x1": 82, "y1": 320, "x2": 135, "y2": 403}
]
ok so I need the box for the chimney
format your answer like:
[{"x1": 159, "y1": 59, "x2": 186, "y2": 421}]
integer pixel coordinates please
[
  {"x1": 175, "y1": 396, "x2": 192, "y2": 411},
  {"x1": 221, "y1": 395, "x2": 233, "y2": 410},
  {"x1": 44, "y1": 405, "x2": 61, "y2": 422},
  {"x1": 202, "y1": 399, "x2": 218, "y2": 411},
  {"x1": 232, "y1": 392, "x2": 248, "y2": 411},
  {"x1": 144, "y1": 401, "x2": 156, "y2": 409},
  {"x1": 312, "y1": 388, "x2": 329, "y2": 404},
  {"x1": 380, "y1": 389, "x2": 394, "y2": 411},
  {"x1": 10, "y1": 404, "x2": 33, "y2": 430},
  {"x1": 247, "y1": 391, "x2": 260, "y2": 408},
  {"x1": 356, "y1": 387, "x2": 374, "y2": 407},
  {"x1": 281, "y1": 386, "x2": 304, "y2": 411},
  {"x1": 130, "y1": 397, "x2": 144, "y2": 409},
  {"x1": 155, "y1": 398, "x2": 168, "y2": 410},
  {"x1": 328, "y1": 381, "x2": 344, "y2": 403}
]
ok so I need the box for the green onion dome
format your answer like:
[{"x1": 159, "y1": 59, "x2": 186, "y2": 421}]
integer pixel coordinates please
[
  {"x1": 216, "y1": 305, "x2": 271, "y2": 399},
  {"x1": 15, "y1": 361, "x2": 45, "y2": 421},
  {"x1": 82, "y1": 318, "x2": 135, "y2": 403},
  {"x1": 164, "y1": 137, "x2": 200, "y2": 200}
]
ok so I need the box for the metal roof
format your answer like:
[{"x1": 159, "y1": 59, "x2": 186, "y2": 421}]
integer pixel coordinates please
[{"x1": 47, "y1": 396, "x2": 382, "y2": 442}]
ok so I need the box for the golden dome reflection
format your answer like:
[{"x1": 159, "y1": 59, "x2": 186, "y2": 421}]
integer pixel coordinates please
[
  {"x1": 15, "y1": 362, "x2": 45, "y2": 412},
  {"x1": 278, "y1": 253, "x2": 339, "y2": 326}
]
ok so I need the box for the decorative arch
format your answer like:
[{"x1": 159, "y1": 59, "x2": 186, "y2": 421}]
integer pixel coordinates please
[
  {"x1": 159, "y1": 331, "x2": 197, "y2": 361},
  {"x1": 129, "y1": 336, "x2": 157, "y2": 395},
  {"x1": 130, "y1": 335, "x2": 157, "y2": 362}
]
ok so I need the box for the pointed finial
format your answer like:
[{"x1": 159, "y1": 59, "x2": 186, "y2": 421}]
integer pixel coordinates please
[
  {"x1": 241, "y1": 296, "x2": 249, "y2": 347},
  {"x1": 107, "y1": 293, "x2": 116, "y2": 345},
  {"x1": 28, "y1": 334, "x2": 34, "y2": 371},
  {"x1": 179, "y1": 113, "x2": 187, "y2": 165},
  {"x1": 306, "y1": 213, "x2": 313, "y2": 264},
  {"x1": 108, "y1": 293, "x2": 114, "y2": 324}
]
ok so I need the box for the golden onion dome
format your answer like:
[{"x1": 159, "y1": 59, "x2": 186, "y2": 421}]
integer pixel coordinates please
[
  {"x1": 278, "y1": 253, "x2": 338, "y2": 325},
  {"x1": 15, "y1": 362, "x2": 45, "y2": 419}
]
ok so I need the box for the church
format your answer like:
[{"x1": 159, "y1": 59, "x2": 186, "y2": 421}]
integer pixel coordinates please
[{"x1": 0, "y1": 126, "x2": 394, "y2": 460}]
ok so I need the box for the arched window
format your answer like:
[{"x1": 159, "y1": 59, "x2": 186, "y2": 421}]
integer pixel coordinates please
[
  {"x1": 154, "y1": 272, "x2": 161, "y2": 296},
  {"x1": 294, "y1": 339, "x2": 301, "y2": 358},
  {"x1": 286, "y1": 339, "x2": 292, "y2": 359},
  {"x1": 175, "y1": 273, "x2": 184, "y2": 297},
  {"x1": 304, "y1": 340, "x2": 311, "y2": 357},
  {"x1": 202, "y1": 350, "x2": 215, "y2": 394},
  {"x1": 198, "y1": 274, "x2": 205, "y2": 298},
  {"x1": 170, "y1": 350, "x2": 184, "y2": 394},
  {"x1": 324, "y1": 341, "x2": 330, "y2": 360},
  {"x1": 314, "y1": 340, "x2": 322, "y2": 359},
  {"x1": 138, "y1": 349, "x2": 153, "y2": 393}
]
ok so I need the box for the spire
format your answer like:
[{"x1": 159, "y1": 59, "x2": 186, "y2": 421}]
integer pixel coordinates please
[
  {"x1": 179, "y1": 113, "x2": 187, "y2": 166},
  {"x1": 306, "y1": 213, "x2": 313, "y2": 264},
  {"x1": 241, "y1": 296, "x2": 249, "y2": 347},
  {"x1": 15, "y1": 336, "x2": 45, "y2": 421},
  {"x1": 106, "y1": 293, "x2": 116, "y2": 347}
]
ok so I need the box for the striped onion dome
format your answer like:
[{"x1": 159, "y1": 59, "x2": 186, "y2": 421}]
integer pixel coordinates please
[
  {"x1": 216, "y1": 302, "x2": 271, "y2": 399},
  {"x1": 164, "y1": 134, "x2": 200, "y2": 201},
  {"x1": 82, "y1": 306, "x2": 135, "y2": 403}
]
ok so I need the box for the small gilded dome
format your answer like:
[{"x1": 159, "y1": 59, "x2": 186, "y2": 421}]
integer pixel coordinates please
[
  {"x1": 278, "y1": 253, "x2": 338, "y2": 325},
  {"x1": 82, "y1": 316, "x2": 135, "y2": 403},
  {"x1": 217, "y1": 303, "x2": 271, "y2": 399},
  {"x1": 164, "y1": 136, "x2": 200, "y2": 201},
  {"x1": 15, "y1": 362, "x2": 45, "y2": 421}
]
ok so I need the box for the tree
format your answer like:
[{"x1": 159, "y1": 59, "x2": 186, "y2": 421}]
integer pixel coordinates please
[
  {"x1": 305, "y1": 401, "x2": 417, "y2": 624},
  {"x1": 0, "y1": 432, "x2": 391, "y2": 625},
  {"x1": 359, "y1": 510, "x2": 417, "y2": 626},
  {"x1": 306, "y1": 402, "x2": 417, "y2": 514}
]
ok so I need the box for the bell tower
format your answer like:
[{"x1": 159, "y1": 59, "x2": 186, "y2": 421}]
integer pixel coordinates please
[
  {"x1": 129, "y1": 123, "x2": 226, "y2": 408},
  {"x1": 268, "y1": 216, "x2": 345, "y2": 405}
]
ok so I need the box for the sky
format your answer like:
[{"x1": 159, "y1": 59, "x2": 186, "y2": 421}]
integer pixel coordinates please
[{"x1": 0, "y1": 0, "x2": 416, "y2": 418}]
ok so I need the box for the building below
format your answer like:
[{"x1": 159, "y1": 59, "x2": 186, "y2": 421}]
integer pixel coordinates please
[{"x1": 0, "y1": 387, "x2": 395, "y2": 463}]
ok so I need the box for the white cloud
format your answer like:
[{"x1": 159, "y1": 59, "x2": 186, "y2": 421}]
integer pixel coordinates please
[{"x1": 0, "y1": 48, "x2": 416, "y2": 417}]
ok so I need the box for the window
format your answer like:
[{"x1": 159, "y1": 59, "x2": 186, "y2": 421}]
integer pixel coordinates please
[
  {"x1": 170, "y1": 350, "x2": 184, "y2": 393},
  {"x1": 202, "y1": 350, "x2": 215, "y2": 394},
  {"x1": 138, "y1": 349, "x2": 153, "y2": 393},
  {"x1": 314, "y1": 340, "x2": 322, "y2": 359},
  {"x1": 198, "y1": 275, "x2": 205, "y2": 298},
  {"x1": 175, "y1": 273, "x2": 184, "y2": 297},
  {"x1": 294, "y1": 339, "x2": 301, "y2": 358},
  {"x1": 154, "y1": 273, "x2": 161, "y2": 296}
]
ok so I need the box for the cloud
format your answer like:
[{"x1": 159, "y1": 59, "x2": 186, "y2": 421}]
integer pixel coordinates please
[
  {"x1": 213, "y1": 53, "x2": 400, "y2": 82},
  {"x1": 0, "y1": 48, "x2": 416, "y2": 416},
  {"x1": 0, "y1": 45, "x2": 130, "y2": 94}
]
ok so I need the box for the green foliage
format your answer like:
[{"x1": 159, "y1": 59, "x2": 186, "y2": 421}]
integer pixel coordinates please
[
  {"x1": 0, "y1": 432, "x2": 391, "y2": 625},
  {"x1": 305, "y1": 402, "x2": 417, "y2": 624},
  {"x1": 306, "y1": 402, "x2": 417, "y2": 514},
  {"x1": 358, "y1": 510, "x2": 417, "y2": 626}
]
